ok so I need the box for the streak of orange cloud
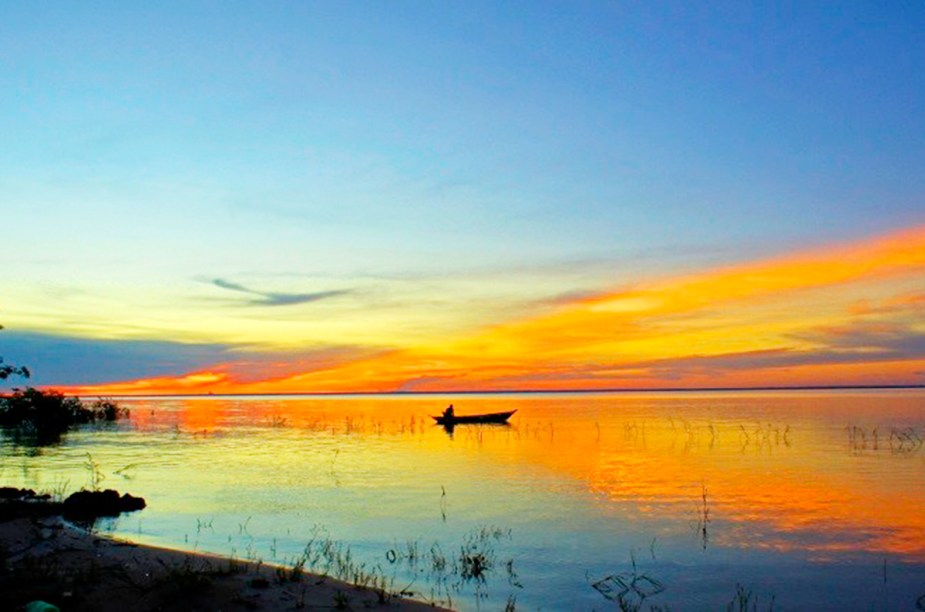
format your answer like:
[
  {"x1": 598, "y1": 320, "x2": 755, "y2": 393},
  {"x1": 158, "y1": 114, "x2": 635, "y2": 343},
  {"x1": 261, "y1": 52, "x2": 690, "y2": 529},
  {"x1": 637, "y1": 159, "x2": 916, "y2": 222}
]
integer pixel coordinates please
[{"x1": 62, "y1": 224, "x2": 925, "y2": 395}]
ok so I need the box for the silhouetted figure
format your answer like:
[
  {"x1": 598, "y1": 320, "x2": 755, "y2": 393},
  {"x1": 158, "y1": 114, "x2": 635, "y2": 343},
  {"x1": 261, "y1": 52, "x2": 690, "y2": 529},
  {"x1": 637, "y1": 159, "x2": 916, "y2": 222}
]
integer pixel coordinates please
[{"x1": 443, "y1": 404, "x2": 455, "y2": 419}]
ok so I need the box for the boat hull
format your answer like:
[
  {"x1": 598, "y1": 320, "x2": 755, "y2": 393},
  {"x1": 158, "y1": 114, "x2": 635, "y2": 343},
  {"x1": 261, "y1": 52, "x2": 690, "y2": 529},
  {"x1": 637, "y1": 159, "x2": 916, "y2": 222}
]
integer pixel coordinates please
[{"x1": 431, "y1": 410, "x2": 517, "y2": 426}]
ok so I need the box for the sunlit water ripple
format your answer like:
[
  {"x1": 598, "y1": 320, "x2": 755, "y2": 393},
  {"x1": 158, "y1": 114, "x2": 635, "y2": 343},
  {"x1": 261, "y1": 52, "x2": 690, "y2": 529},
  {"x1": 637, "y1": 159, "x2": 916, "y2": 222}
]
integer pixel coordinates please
[{"x1": 3, "y1": 390, "x2": 924, "y2": 610}]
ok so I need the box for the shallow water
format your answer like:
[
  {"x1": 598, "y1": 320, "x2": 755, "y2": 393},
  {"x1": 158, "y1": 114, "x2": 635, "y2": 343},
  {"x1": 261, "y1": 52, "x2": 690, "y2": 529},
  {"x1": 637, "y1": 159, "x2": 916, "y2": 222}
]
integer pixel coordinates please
[{"x1": 3, "y1": 390, "x2": 924, "y2": 610}]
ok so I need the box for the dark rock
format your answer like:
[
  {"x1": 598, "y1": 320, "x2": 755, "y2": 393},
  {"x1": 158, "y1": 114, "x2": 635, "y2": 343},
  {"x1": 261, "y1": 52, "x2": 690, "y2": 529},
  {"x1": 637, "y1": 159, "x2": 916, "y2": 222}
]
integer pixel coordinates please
[
  {"x1": 120, "y1": 492, "x2": 146, "y2": 512},
  {"x1": 0, "y1": 499, "x2": 60, "y2": 522},
  {"x1": 62, "y1": 489, "x2": 147, "y2": 520},
  {"x1": 0, "y1": 487, "x2": 37, "y2": 500},
  {"x1": 1, "y1": 487, "x2": 146, "y2": 522}
]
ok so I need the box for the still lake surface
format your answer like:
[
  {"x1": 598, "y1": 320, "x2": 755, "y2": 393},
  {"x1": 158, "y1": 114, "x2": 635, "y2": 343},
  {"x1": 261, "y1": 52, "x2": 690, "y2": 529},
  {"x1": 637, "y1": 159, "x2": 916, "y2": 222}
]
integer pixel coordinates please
[{"x1": 2, "y1": 390, "x2": 924, "y2": 610}]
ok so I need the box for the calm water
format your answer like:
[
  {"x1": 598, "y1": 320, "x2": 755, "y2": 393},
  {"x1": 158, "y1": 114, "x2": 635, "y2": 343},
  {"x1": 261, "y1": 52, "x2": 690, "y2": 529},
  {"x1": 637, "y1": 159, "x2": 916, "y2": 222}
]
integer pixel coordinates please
[{"x1": 2, "y1": 390, "x2": 924, "y2": 610}]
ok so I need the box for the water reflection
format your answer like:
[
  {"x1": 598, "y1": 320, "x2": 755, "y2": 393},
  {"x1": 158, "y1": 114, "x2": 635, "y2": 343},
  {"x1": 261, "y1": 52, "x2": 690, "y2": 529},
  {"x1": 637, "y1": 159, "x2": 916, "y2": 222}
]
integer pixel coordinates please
[
  {"x1": 119, "y1": 393, "x2": 925, "y2": 561},
  {"x1": 438, "y1": 422, "x2": 513, "y2": 438},
  {"x1": 2, "y1": 391, "x2": 924, "y2": 609}
]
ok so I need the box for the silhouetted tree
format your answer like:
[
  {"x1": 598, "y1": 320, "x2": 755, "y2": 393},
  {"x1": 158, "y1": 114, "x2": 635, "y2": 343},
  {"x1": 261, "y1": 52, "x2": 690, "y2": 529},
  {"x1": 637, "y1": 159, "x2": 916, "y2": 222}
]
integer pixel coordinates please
[{"x1": 0, "y1": 324, "x2": 30, "y2": 381}]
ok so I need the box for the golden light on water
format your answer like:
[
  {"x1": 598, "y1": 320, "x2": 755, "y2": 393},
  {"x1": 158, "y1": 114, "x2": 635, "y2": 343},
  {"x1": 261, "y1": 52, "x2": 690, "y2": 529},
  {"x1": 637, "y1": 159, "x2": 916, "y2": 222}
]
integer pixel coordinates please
[
  {"x1": 115, "y1": 392, "x2": 925, "y2": 561},
  {"x1": 6, "y1": 390, "x2": 925, "y2": 609}
]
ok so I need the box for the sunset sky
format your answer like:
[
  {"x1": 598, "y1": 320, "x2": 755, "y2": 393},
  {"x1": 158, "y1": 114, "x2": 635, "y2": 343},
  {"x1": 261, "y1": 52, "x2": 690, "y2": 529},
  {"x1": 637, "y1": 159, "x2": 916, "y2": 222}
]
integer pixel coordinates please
[{"x1": 2, "y1": 2, "x2": 924, "y2": 394}]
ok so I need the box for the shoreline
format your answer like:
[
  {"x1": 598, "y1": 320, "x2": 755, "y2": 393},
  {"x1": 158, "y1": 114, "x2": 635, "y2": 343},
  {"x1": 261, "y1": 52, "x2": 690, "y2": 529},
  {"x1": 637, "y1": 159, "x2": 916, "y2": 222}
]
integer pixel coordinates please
[{"x1": 1, "y1": 514, "x2": 447, "y2": 611}]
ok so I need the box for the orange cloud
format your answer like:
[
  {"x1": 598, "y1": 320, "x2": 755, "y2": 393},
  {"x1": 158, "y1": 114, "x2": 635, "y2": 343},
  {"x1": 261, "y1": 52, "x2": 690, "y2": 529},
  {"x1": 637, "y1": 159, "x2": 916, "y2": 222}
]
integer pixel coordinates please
[{"x1": 62, "y1": 224, "x2": 925, "y2": 395}]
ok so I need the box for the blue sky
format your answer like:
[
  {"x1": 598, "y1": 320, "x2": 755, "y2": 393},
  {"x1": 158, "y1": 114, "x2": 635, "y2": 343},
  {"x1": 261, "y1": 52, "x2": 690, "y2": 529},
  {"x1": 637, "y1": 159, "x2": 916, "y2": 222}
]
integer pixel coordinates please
[{"x1": 2, "y1": 2, "x2": 924, "y2": 389}]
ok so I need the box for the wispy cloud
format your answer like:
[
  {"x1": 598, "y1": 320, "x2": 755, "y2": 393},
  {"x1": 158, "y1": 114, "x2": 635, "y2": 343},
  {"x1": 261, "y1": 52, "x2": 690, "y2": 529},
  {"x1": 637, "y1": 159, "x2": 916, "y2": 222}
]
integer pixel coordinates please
[
  {"x1": 48, "y1": 224, "x2": 925, "y2": 394},
  {"x1": 210, "y1": 278, "x2": 350, "y2": 307}
]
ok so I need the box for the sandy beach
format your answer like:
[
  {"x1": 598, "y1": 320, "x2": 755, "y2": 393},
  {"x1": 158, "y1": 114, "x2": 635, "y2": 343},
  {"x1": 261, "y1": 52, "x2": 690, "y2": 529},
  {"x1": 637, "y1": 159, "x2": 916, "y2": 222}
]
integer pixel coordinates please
[{"x1": 1, "y1": 513, "x2": 446, "y2": 611}]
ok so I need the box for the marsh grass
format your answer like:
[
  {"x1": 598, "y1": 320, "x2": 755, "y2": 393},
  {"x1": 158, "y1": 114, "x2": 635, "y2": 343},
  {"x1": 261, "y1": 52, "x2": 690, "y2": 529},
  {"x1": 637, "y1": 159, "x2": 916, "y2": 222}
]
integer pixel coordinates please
[
  {"x1": 737, "y1": 422, "x2": 790, "y2": 452},
  {"x1": 846, "y1": 423, "x2": 923, "y2": 455},
  {"x1": 380, "y1": 525, "x2": 520, "y2": 607},
  {"x1": 262, "y1": 414, "x2": 288, "y2": 428},
  {"x1": 660, "y1": 417, "x2": 790, "y2": 454},
  {"x1": 195, "y1": 517, "x2": 214, "y2": 534},
  {"x1": 889, "y1": 426, "x2": 923, "y2": 454},
  {"x1": 278, "y1": 526, "x2": 396, "y2": 603},
  {"x1": 726, "y1": 583, "x2": 775, "y2": 612},
  {"x1": 83, "y1": 452, "x2": 105, "y2": 491}
]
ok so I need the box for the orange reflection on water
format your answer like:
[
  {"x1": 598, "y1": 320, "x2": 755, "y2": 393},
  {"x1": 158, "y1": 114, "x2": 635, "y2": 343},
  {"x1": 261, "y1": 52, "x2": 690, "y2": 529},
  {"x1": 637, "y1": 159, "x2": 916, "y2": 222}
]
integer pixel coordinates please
[
  {"x1": 510, "y1": 399, "x2": 925, "y2": 560},
  {"x1": 118, "y1": 392, "x2": 925, "y2": 561}
]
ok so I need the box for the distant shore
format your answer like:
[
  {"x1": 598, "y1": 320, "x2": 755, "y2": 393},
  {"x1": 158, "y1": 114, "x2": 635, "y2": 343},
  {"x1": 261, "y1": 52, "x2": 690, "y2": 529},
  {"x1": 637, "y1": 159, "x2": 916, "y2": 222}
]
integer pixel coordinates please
[
  {"x1": 48, "y1": 383, "x2": 925, "y2": 400},
  {"x1": 0, "y1": 510, "x2": 446, "y2": 611}
]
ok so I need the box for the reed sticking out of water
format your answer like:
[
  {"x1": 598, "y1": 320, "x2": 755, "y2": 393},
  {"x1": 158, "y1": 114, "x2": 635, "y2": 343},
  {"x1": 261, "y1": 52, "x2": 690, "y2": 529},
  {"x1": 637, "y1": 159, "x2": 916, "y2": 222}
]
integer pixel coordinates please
[
  {"x1": 589, "y1": 549, "x2": 665, "y2": 611},
  {"x1": 726, "y1": 583, "x2": 775, "y2": 612},
  {"x1": 846, "y1": 424, "x2": 878, "y2": 453},
  {"x1": 889, "y1": 426, "x2": 923, "y2": 454},
  {"x1": 846, "y1": 423, "x2": 924, "y2": 455},
  {"x1": 276, "y1": 526, "x2": 399, "y2": 604},
  {"x1": 262, "y1": 414, "x2": 287, "y2": 428},
  {"x1": 381, "y1": 525, "x2": 519, "y2": 607},
  {"x1": 738, "y1": 422, "x2": 790, "y2": 452},
  {"x1": 84, "y1": 452, "x2": 105, "y2": 491},
  {"x1": 661, "y1": 417, "x2": 790, "y2": 454},
  {"x1": 692, "y1": 483, "x2": 710, "y2": 551}
]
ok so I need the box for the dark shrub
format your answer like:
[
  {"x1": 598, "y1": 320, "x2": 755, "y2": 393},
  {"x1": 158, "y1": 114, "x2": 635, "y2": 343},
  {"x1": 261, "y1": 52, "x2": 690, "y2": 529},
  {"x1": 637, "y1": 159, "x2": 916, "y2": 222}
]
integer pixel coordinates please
[{"x1": 0, "y1": 388, "x2": 128, "y2": 444}]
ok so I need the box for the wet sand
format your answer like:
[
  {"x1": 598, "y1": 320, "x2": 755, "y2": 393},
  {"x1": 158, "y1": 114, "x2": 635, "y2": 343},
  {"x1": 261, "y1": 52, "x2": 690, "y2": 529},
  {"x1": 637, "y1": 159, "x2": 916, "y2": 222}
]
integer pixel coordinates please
[{"x1": 0, "y1": 515, "x2": 446, "y2": 611}]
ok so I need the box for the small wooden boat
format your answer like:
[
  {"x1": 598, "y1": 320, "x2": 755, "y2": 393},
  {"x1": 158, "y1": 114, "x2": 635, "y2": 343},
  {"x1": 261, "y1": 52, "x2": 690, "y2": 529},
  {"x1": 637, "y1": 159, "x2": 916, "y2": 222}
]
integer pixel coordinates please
[{"x1": 431, "y1": 410, "x2": 517, "y2": 426}]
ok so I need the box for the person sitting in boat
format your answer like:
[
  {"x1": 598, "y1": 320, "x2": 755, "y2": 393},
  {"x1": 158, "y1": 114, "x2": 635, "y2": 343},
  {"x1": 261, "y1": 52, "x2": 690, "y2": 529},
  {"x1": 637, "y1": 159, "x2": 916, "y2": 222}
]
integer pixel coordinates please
[{"x1": 442, "y1": 404, "x2": 455, "y2": 419}]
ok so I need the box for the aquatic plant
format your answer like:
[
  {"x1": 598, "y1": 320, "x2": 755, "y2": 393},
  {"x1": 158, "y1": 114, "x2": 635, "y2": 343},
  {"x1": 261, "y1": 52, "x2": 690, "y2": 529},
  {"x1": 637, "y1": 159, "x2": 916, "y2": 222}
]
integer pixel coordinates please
[
  {"x1": 726, "y1": 582, "x2": 775, "y2": 612},
  {"x1": 846, "y1": 423, "x2": 923, "y2": 456},
  {"x1": 589, "y1": 550, "x2": 665, "y2": 611},
  {"x1": 83, "y1": 453, "x2": 105, "y2": 491},
  {"x1": 846, "y1": 424, "x2": 876, "y2": 453},
  {"x1": 737, "y1": 421, "x2": 791, "y2": 452},
  {"x1": 695, "y1": 484, "x2": 710, "y2": 550},
  {"x1": 293, "y1": 526, "x2": 394, "y2": 600},
  {"x1": 263, "y1": 414, "x2": 288, "y2": 428},
  {"x1": 889, "y1": 426, "x2": 923, "y2": 454}
]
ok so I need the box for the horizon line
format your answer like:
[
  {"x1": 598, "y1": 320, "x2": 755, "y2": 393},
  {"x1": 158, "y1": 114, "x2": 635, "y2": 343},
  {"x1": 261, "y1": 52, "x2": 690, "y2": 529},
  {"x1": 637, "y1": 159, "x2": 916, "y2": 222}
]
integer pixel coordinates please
[{"x1": 54, "y1": 383, "x2": 925, "y2": 399}]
